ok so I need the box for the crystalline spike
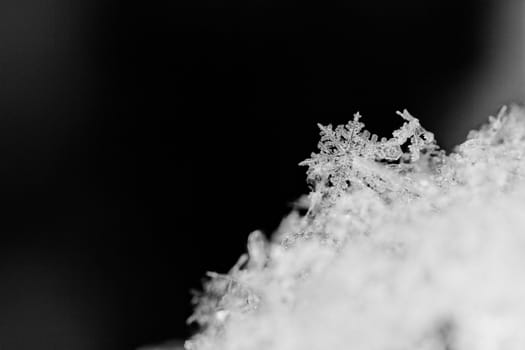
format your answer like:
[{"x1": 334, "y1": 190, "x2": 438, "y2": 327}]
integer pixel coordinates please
[
  {"x1": 497, "y1": 104, "x2": 508, "y2": 118},
  {"x1": 247, "y1": 230, "x2": 267, "y2": 270},
  {"x1": 317, "y1": 123, "x2": 332, "y2": 133},
  {"x1": 396, "y1": 109, "x2": 416, "y2": 122}
]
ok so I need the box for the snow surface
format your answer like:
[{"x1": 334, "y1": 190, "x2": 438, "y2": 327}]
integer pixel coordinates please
[{"x1": 186, "y1": 105, "x2": 525, "y2": 350}]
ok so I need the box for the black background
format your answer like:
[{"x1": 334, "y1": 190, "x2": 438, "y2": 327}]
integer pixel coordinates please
[{"x1": 0, "y1": 1, "x2": 503, "y2": 349}]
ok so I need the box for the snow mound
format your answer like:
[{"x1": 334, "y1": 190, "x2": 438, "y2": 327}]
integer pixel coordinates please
[{"x1": 186, "y1": 105, "x2": 525, "y2": 350}]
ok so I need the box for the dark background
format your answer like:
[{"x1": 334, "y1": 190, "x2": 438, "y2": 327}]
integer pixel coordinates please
[{"x1": 0, "y1": 1, "x2": 513, "y2": 349}]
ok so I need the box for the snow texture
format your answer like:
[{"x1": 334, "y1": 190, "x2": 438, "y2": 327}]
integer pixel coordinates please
[{"x1": 185, "y1": 105, "x2": 525, "y2": 350}]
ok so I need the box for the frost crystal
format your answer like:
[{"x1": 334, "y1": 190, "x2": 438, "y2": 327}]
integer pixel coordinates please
[
  {"x1": 298, "y1": 110, "x2": 438, "y2": 211},
  {"x1": 185, "y1": 104, "x2": 525, "y2": 350}
]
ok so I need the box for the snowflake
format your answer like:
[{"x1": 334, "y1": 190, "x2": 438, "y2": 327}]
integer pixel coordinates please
[{"x1": 299, "y1": 110, "x2": 438, "y2": 203}]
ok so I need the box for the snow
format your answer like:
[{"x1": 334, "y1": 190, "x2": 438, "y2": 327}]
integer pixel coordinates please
[{"x1": 186, "y1": 104, "x2": 525, "y2": 350}]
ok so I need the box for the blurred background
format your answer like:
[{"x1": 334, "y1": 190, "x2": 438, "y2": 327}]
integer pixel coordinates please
[{"x1": 0, "y1": 1, "x2": 523, "y2": 349}]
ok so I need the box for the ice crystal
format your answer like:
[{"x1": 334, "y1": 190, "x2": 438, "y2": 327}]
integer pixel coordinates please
[
  {"x1": 185, "y1": 104, "x2": 525, "y2": 350},
  {"x1": 299, "y1": 110, "x2": 438, "y2": 211}
]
